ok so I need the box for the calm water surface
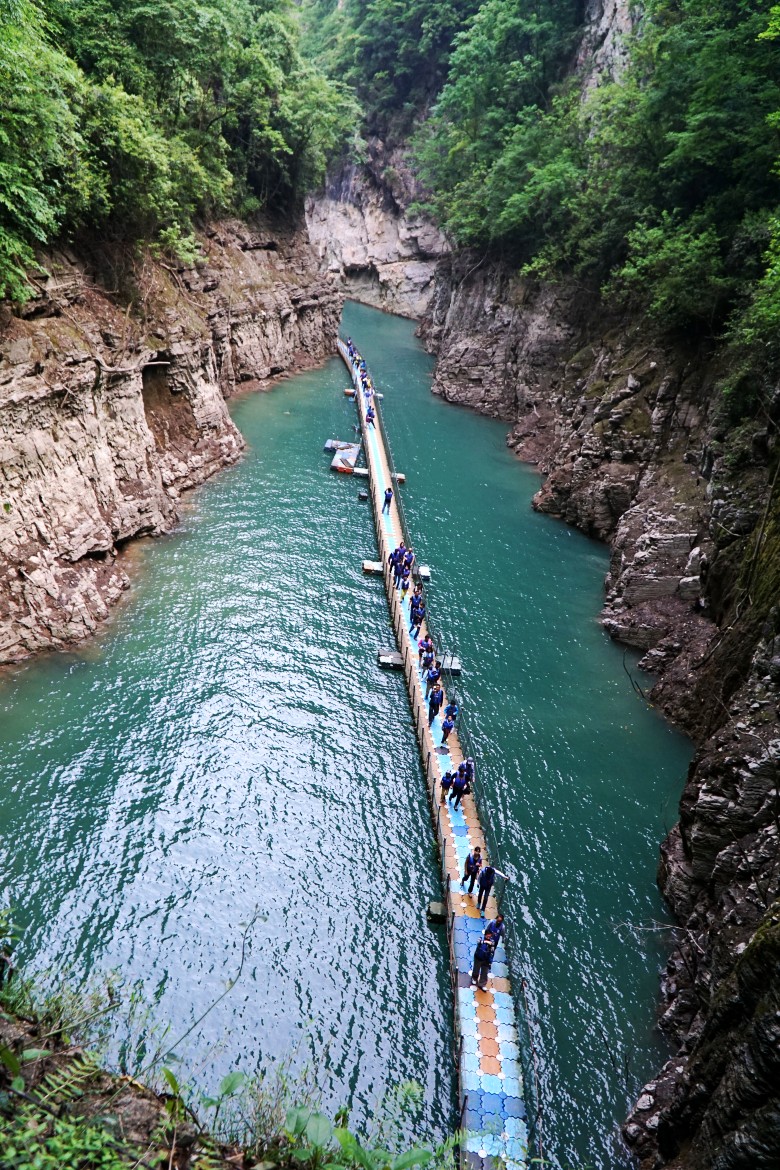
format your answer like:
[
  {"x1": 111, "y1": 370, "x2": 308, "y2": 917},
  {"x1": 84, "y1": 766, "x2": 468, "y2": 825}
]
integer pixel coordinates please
[{"x1": 0, "y1": 302, "x2": 690, "y2": 1166}]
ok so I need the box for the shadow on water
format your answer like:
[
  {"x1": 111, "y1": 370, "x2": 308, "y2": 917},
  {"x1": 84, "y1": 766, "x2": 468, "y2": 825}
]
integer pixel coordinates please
[{"x1": 0, "y1": 300, "x2": 691, "y2": 1166}]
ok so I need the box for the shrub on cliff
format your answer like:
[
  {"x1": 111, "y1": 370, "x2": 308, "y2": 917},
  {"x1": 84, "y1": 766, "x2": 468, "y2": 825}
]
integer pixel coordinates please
[
  {"x1": 414, "y1": 0, "x2": 780, "y2": 343},
  {"x1": 0, "y1": 0, "x2": 358, "y2": 300}
]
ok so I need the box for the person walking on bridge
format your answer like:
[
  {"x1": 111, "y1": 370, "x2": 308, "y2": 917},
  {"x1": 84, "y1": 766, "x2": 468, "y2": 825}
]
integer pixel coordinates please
[
  {"x1": 425, "y1": 660, "x2": 441, "y2": 697},
  {"x1": 382, "y1": 486, "x2": 393, "y2": 513},
  {"x1": 484, "y1": 915, "x2": 505, "y2": 946},
  {"x1": 428, "y1": 681, "x2": 444, "y2": 725},
  {"x1": 461, "y1": 845, "x2": 482, "y2": 894},
  {"x1": 471, "y1": 935, "x2": 495, "y2": 990},
  {"x1": 449, "y1": 771, "x2": 468, "y2": 808},
  {"x1": 477, "y1": 860, "x2": 508, "y2": 915},
  {"x1": 444, "y1": 698, "x2": 459, "y2": 725}
]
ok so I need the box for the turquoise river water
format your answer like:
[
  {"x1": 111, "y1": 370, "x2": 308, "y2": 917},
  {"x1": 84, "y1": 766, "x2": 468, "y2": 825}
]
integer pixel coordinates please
[{"x1": 0, "y1": 302, "x2": 691, "y2": 1168}]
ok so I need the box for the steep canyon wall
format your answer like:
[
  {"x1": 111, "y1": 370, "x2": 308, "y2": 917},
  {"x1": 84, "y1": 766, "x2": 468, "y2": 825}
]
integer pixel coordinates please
[
  {"x1": 0, "y1": 218, "x2": 342, "y2": 664},
  {"x1": 305, "y1": 142, "x2": 449, "y2": 319},
  {"x1": 420, "y1": 253, "x2": 780, "y2": 1170}
]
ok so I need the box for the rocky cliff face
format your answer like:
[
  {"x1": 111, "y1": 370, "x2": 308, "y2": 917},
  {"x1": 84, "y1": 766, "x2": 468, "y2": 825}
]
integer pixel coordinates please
[
  {"x1": 0, "y1": 217, "x2": 342, "y2": 664},
  {"x1": 305, "y1": 141, "x2": 449, "y2": 318},
  {"x1": 420, "y1": 253, "x2": 780, "y2": 1169}
]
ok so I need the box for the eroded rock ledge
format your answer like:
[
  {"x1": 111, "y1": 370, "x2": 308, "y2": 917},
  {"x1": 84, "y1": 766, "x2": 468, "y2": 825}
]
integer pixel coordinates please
[
  {"x1": 0, "y1": 217, "x2": 343, "y2": 664},
  {"x1": 305, "y1": 141, "x2": 449, "y2": 319},
  {"x1": 420, "y1": 252, "x2": 780, "y2": 1169}
]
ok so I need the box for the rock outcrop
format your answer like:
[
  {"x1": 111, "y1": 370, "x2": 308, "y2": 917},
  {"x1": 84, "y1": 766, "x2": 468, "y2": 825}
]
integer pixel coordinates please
[
  {"x1": 0, "y1": 217, "x2": 342, "y2": 664},
  {"x1": 419, "y1": 253, "x2": 780, "y2": 1169},
  {"x1": 306, "y1": 141, "x2": 449, "y2": 318}
]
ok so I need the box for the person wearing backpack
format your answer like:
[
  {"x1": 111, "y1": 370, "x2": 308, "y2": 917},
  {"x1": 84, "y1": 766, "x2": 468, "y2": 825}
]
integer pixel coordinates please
[
  {"x1": 461, "y1": 845, "x2": 482, "y2": 893},
  {"x1": 471, "y1": 935, "x2": 495, "y2": 989},
  {"x1": 477, "y1": 860, "x2": 508, "y2": 914}
]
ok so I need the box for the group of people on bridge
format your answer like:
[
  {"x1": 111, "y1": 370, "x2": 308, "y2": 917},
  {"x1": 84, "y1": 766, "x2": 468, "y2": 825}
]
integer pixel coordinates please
[{"x1": 346, "y1": 338, "x2": 512, "y2": 993}]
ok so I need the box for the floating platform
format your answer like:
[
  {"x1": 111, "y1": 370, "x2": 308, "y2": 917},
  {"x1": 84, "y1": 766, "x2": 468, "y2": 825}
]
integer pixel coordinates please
[
  {"x1": 324, "y1": 438, "x2": 357, "y2": 452},
  {"x1": 330, "y1": 443, "x2": 361, "y2": 473},
  {"x1": 378, "y1": 650, "x2": 404, "y2": 670},
  {"x1": 378, "y1": 649, "x2": 462, "y2": 674}
]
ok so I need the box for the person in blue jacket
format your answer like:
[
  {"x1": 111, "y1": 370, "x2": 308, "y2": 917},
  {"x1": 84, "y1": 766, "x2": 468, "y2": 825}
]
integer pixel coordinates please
[
  {"x1": 449, "y1": 772, "x2": 467, "y2": 807},
  {"x1": 425, "y1": 660, "x2": 441, "y2": 697},
  {"x1": 461, "y1": 845, "x2": 482, "y2": 893},
  {"x1": 444, "y1": 698, "x2": 459, "y2": 724},
  {"x1": 477, "y1": 860, "x2": 508, "y2": 914},
  {"x1": 484, "y1": 915, "x2": 505, "y2": 946},
  {"x1": 410, "y1": 601, "x2": 426, "y2": 638},
  {"x1": 427, "y1": 681, "x2": 444, "y2": 725},
  {"x1": 471, "y1": 935, "x2": 495, "y2": 989}
]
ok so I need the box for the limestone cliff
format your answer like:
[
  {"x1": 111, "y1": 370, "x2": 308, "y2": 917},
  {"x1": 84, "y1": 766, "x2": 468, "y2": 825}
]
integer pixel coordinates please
[
  {"x1": 0, "y1": 217, "x2": 342, "y2": 664},
  {"x1": 305, "y1": 141, "x2": 449, "y2": 319},
  {"x1": 419, "y1": 251, "x2": 780, "y2": 1168}
]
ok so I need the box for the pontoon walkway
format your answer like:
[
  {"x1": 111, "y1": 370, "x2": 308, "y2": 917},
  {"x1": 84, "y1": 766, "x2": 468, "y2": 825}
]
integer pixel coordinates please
[{"x1": 337, "y1": 339, "x2": 530, "y2": 1170}]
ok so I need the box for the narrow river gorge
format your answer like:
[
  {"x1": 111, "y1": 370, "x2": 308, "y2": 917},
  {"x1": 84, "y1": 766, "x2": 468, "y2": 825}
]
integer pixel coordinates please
[{"x1": 0, "y1": 302, "x2": 692, "y2": 1169}]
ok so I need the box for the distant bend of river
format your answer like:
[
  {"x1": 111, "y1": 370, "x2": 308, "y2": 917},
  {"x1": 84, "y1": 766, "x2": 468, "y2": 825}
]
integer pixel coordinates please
[{"x1": 0, "y1": 301, "x2": 691, "y2": 1168}]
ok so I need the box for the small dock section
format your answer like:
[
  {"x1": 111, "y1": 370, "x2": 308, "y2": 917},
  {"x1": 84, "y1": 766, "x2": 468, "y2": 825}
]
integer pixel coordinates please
[{"x1": 337, "y1": 339, "x2": 530, "y2": 1170}]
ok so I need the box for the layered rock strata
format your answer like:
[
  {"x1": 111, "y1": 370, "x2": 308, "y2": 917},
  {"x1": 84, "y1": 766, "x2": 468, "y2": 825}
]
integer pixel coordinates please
[
  {"x1": 305, "y1": 141, "x2": 449, "y2": 318},
  {"x1": 0, "y1": 218, "x2": 342, "y2": 664},
  {"x1": 420, "y1": 252, "x2": 780, "y2": 1169}
]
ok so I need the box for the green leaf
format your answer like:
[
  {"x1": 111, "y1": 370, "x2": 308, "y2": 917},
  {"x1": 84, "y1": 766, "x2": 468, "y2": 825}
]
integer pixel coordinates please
[
  {"x1": 20, "y1": 1049, "x2": 49, "y2": 1062},
  {"x1": 10, "y1": 1076, "x2": 24, "y2": 1093},
  {"x1": 218, "y1": 1070, "x2": 247, "y2": 1097},
  {"x1": 392, "y1": 1150, "x2": 432, "y2": 1170},
  {"x1": 0, "y1": 1045, "x2": 20, "y2": 1077},
  {"x1": 304, "y1": 1112, "x2": 333, "y2": 1149},
  {"x1": 286, "y1": 1106, "x2": 312, "y2": 1137},
  {"x1": 162, "y1": 1066, "x2": 180, "y2": 1096}
]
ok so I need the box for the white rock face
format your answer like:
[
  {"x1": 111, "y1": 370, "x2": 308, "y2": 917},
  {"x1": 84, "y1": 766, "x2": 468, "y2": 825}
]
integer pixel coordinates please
[
  {"x1": 578, "y1": 0, "x2": 635, "y2": 87},
  {"x1": 306, "y1": 164, "x2": 449, "y2": 319}
]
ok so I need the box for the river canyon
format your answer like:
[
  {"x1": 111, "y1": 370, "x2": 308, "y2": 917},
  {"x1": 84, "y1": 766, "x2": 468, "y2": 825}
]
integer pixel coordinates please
[
  {"x1": 1, "y1": 298, "x2": 694, "y2": 1170},
  {"x1": 1, "y1": 0, "x2": 779, "y2": 1161}
]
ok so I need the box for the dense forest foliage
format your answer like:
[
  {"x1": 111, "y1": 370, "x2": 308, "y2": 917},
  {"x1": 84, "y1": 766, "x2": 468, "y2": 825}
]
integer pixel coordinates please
[
  {"x1": 300, "y1": 0, "x2": 483, "y2": 132},
  {"x1": 0, "y1": 0, "x2": 357, "y2": 299},
  {"x1": 304, "y1": 0, "x2": 780, "y2": 392},
  {"x1": 415, "y1": 0, "x2": 780, "y2": 341},
  {"x1": 4, "y1": 0, "x2": 780, "y2": 385}
]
